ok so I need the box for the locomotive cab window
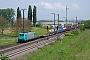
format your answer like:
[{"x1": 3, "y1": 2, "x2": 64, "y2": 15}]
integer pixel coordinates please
[{"x1": 19, "y1": 34, "x2": 24, "y2": 36}]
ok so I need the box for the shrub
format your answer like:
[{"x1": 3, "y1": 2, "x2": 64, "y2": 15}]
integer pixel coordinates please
[
  {"x1": 0, "y1": 52, "x2": 10, "y2": 60},
  {"x1": 36, "y1": 22, "x2": 42, "y2": 27},
  {"x1": 70, "y1": 30, "x2": 80, "y2": 35},
  {"x1": 80, "y1": 24, "x2": 85, "y2": 32},
  {"x1": 84, "y1": 20, "x2": 90, "y2": 29},
  {"x1": 65, "y1": 33, "x2": 74, "y2": 36},
  {"x1": 66, "y1": 30, "x2": 81, "y2": 36}
]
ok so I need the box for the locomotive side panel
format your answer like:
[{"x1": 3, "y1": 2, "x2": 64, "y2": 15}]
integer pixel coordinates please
[{"x1": 27, "y1": 32, "x2": 34, "y2": 40}]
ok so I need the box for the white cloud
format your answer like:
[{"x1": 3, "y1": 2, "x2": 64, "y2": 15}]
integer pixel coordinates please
[
  {"x1": 39, "y1": 2, "x2": 55, "y2": 9},
  {"x1": 53, "y1": 2, "x2": 65, "y2": 10},
  {"x1": 34, "y1": 2, "x2": 66, "y2": 10},
  {"x1": 72, "y1": 4, "x2": 80, "y2": 9}
]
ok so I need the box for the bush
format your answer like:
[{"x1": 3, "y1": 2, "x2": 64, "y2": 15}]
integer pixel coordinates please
[
  {"x1": 80, "y1": 24, "x2": 85, "y2": 32},
  {"x1": 0, "y1": 52, "x2": 10, "y2": 60},
  {"x1": 65, "y1": 30, "x2": 81, "y2": 36},
  {"x1": 65, "y1": 33, "x2": 74, "y2": 36},
  {"x1": 70, "y1": 30, "x2": 81, "y2": 35},
  {"x1": 36, "y1": 22, "x2": 42, "y2": 27},
  {"x1": 84, "y1": 20, "x2": 90, "y2": 29}
]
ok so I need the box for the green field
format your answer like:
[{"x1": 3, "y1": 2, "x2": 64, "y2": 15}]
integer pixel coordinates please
[
  {"x1": 0, "y1": 27, "x2": 47, "y2": 46},
  {"x1": 31, "y1": 27, "x2": 47, "y2": 36},
  {"x1": 0, "y1": 33, "x2": 18, "y2": 46},
  {"x1": 0, "y1": 39, "x2": 17, "y2": 46},
  {"x1": 17, "y1": 29, "x2": 90, "y2": 60}
]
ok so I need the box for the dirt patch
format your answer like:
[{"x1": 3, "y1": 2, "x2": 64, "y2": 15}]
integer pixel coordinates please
[
  {"x1": 75, "y1": 53, "x2": 90, "y2": 57},
  {"x1": 54, "y1": 58, "x2": 58, "y2": 60},
  {"x1": 0, "y1": 29, "x2": 12, "y2": 34},
  {"x1": 4, "y1": 29, "x2": 11, "y2": 34}
]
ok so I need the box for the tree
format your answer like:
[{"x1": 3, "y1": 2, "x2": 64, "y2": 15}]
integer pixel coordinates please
[
  {"x1": 0, "y1": 16, "x2": 8, "y2": 34},
  {"x1": 33, "y1": 5, "x2": 37, "y2": 27},
  {"x1": 84, "y1": 20, "x2": 90, "y2": 29},
  {"x1": 80, "y1": 24, "x2": 85, "y2": 32},
  {"x1": 13, "y1": 18, "x2": 22, "y2": 35},
  {"x1": 24, "y1": 19, "x2": 31, "y2": 32},
  {"x1": 28, "y1": 5, "x2": 32, "y2": 22},
  {"x1": 0, "y1": 8, "x2": 15, "y2": 26},
  {"x1": 17, "y1": 7, "x2": 21, "y2": 19},
  {"x1": 36, "y1": 22, "x2": 42, "y2": 27}
]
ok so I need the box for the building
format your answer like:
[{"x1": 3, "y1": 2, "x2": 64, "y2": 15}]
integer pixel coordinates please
[{"x1": 36, "y1": 22, "x2": 73, "y2": 27}]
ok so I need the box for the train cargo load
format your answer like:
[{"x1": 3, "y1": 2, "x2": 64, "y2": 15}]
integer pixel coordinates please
[{"x1": 65, "y1": 26, "x2": 71, "y2": 31}]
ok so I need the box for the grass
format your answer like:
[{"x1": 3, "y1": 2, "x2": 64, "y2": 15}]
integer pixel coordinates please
[
  {"x1": 31, "y1": 27, "x2": 47, "y2": 36},
  {"x1": 0, "y1": 39, "x2": 18, "y2": 46},
  {"x1": 16, "y1": 29, "x2": 90, "y2": 60},
  {"x1": 0, "y1": 33, "x2": 18, "y2": 46},
  {"x1": 0, "y1": 33, "x2": 17, "y2": 38}
]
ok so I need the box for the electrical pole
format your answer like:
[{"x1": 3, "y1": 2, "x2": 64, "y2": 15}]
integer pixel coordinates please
[
  {"x1": 21, "y1": 9, "x2": 26, "y2": 32},
  {"x1": 76, "y1": 16, "x2": 78, "y2": 28},
  {"x1": 57, "y1": 14, "x2": 60, "y2": 40},
  {"x1": 51, "y1": 13, "x2": 55, "y2": 26},
  {"x1": 66, "y1": 6, "x2": 69, "y2": 25},
  {"x1": 58, "y1": 14, "x2": 59, "y2": 26},
  {"x1": 76, "y1": 16, "x2": 77, "y2": 24}
]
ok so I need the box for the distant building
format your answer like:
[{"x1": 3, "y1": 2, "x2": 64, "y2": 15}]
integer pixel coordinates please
[{"x1": 36, "y1": 21, "x2": 73, "y2": 27}]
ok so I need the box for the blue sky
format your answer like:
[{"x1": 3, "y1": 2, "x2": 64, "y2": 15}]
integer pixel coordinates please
[{"x1": 0, "y1": 0, "x2": 90, "y2": 21}]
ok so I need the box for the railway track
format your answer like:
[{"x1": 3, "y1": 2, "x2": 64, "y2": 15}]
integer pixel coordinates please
[
  {"x1": 6, "y1": 37, "x2": 57, "y2": 59},
  {"x1": 0, "y1": 32, "x2": 65, "y2": 60}
]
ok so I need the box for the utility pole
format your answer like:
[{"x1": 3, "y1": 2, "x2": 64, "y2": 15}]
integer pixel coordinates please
[
  {"x1": 21, "y1": 9, "x2": 26, "y2": 32},
  {"x1": 57, "y1": 14, "x2": 60, "y2": 40},
  {"x1": 51, "y1": 13, "x2": 55, "y2": 26},
  {"x1": 58, "y1": 14, "x2": 59, "y2": 26},
  {"x1": 66, "y1": 6, "x2": 69, "y2": 25},
  {"x1": 76, "y1": 16, "x2": 77, "y2": 24},
  {"x1": 76, "y1": 16, "x2": 78, "y2": 28}
]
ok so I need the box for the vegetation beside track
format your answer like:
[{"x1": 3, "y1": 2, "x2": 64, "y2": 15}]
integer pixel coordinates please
[
  {"x1": 31, "y1": 27, "x2": 47, "y2": 36},
  {"x1": 17, "y1": 29, "x2": 90, "y2": 60},
  {"x1": 0, "y1": 33, "x2": 18, "y2": 46},
  {"x1": 0, "y1": 39, "x2": 17, "y2": 46}
]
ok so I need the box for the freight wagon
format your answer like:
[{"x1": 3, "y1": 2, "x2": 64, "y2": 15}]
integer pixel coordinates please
[
  {"x1": 65, "y1": 26, "x2": 71, "y2": 31},
  {"x1": 58, "y1": 26, "x2": 66, "y2": 33},
  {"x1": 48, "y1": 28, "x2": 54, "y2": 34}
]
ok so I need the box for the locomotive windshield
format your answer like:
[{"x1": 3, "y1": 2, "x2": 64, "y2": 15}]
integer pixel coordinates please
[{"x1": 19, "y1": 34, "x2": 24, "y2": 36}]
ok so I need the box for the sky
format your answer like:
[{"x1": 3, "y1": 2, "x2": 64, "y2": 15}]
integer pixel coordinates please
[{"x1": 0, "y1": 0, "x2": 90, "y2": 21}]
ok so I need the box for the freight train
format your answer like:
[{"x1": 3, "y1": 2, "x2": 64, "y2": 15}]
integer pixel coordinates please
[
  {"x1": 48, "y1": 24, "x2": 79, "y2": 35},
  {"x1": 18, "y1": 24, "x2": 79, "y2": 42}
]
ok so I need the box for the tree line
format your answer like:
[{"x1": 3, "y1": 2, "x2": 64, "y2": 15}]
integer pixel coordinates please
[
  {"x1": 0, "y1": 8, "x2": 15, "y2": 26},
  {"x1": 0, "y1": 5, "x2": 37, "y2": 35},
  {"x1": 17, "y1": 5, "x2": 37, "y2": 26}
]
